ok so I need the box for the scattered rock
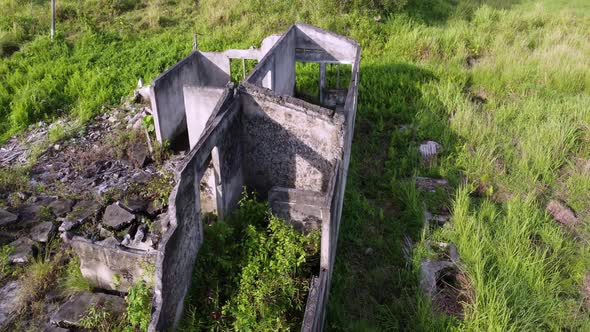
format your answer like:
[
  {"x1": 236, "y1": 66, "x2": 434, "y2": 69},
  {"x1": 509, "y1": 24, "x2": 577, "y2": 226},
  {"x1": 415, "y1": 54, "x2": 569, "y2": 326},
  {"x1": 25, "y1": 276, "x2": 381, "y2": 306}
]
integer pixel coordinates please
[
  {"x1": 0, "y1": 209, "x2": 17, "y2": 226},
  {"x1": 546, "y1": 200, "x2": 578, "y2": 228},
  {"x1": 120, "y1": 198, "x2": 149, "y2": 213},
  {"x1": 151, "y1": 212, "x2": 169, "y2": 235},
  {"x1": 48, "y1": 199, "x2": 75, "y2": 218},
  {"x1": 62, "y1": 200, "x2": 102, "y2": 230},
  {"x1": 0, "y1": 280, "x2": 22, "y2": 327},
  {"x1": 424, "y1": 210, "x2": 451, "y2": 227},
  {"x1": 420, "y1": 260, "x2": 455, "y2": 296},
  {"x1": 44, "y1": 324, "x2": 70, "y2": 332},
  {"x1": 419, "y1": 141, "x2": 442, "y2": 165},
  {"x1": 30, "y1": 222, "x2": 57, "y2": 243},
  {"x1": 129, "y1": 143, "x2": 148, "y2": 168},
  {"x1": 50, "y1": 292, "x2": 125, "y2": 328},
  {"x1": 415, "y1": 177, "x2": 450, "y2": 192},
  {"x1": 8, "y1": 237, "x2": 35, "y2": 264},
  {"x1": 16, "y1": 204, "x2": 43, "y2": 228},
  {"x1": 364, "y1": 247, "x2": 374, "y2": 255},
  {"x1": 102, "y1": 203, "x2": 135, "y2": 230}
]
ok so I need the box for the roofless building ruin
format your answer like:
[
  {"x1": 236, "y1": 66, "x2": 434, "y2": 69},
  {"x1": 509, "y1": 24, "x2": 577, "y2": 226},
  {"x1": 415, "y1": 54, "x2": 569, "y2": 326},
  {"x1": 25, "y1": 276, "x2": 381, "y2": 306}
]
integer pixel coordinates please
[{"x1": 147, "y1": 23, "x2": 360, "y2": 331}]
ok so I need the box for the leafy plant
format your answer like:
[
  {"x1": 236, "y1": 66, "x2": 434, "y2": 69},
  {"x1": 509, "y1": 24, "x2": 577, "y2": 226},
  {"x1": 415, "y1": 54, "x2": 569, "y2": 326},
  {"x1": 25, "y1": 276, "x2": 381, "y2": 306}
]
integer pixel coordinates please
[
  {"x1": 141, "y1": 114, "x2": 155, "y2": 134},
  {"x1": 60, "y1": 255, "x2": 92, "y2": 296},
  {"x1": 0, "y1": 245, "x2": 14, "y2": 281},
  {"x1": 125, "y1": 280, "x2": 153, "y2": 331}
]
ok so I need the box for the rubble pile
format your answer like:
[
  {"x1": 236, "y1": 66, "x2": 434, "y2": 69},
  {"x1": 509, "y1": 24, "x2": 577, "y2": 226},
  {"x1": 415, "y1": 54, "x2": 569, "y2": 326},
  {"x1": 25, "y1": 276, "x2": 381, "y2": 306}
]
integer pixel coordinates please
[{"x1": 0, "y1": 99, "x2": 183, "y2": 330}]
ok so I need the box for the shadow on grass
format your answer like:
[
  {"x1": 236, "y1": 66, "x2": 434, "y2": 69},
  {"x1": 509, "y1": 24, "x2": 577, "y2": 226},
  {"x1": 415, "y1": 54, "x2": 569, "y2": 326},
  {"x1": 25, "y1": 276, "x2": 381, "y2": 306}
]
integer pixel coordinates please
[{"x1": 326, "y1": 62, "x2": 462, "y2": 331}]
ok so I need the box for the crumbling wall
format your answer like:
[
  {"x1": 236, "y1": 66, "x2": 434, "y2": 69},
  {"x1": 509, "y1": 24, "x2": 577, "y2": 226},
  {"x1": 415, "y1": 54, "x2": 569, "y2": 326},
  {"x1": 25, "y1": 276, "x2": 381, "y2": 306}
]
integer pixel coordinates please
[
  {"x1": 240, "y1": 83, "x2": 344, "y2": 196},
  {"x1": 149, "y1": 92, "x2": 243, "y2": 331},
  {"x1": 150, "y1": 51, "x2": 230, "y2": 144}
]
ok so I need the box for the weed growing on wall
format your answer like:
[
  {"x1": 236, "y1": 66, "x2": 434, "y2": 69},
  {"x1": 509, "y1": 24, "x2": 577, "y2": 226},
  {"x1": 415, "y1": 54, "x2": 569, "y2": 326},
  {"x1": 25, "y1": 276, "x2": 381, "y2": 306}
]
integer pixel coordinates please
[{"x1": 179, "y1": 191, "x2": 320, "y2": 331}]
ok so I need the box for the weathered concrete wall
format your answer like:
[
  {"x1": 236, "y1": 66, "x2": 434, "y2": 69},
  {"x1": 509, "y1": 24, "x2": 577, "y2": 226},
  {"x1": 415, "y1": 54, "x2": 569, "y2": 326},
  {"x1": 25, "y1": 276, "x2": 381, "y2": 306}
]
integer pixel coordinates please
[
  {"x1": 268, "y1": 187, "x2": 329, "y2": 232},
  {"x1": 295, "y1": 23, "x2": 359, "y2": 64},
  {"x1": 150, "y1": 51, "x2": 230, "y2": 144},
  {"x1": 246, "y1": 28, "x2": 296, "y2": 96},
  {"x1": 149, "y1": 91, "x2": 243, "y2": 331},
  {"x1": 240, "y1": 83, "x2": 345, "y2": 196},
  {"x1": 184, "y1": 86, "x2": 226, "y2": 149}
]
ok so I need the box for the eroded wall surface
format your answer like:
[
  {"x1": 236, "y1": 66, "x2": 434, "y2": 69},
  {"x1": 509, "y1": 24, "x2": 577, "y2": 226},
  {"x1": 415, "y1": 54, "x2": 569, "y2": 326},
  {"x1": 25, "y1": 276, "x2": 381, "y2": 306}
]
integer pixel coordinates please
[
  {"x1": 150, "y1": 92, "x2": 243, "y2": 331},
  {"x1": 241, "y1": 84, "x2": 345, "y2": 196}
]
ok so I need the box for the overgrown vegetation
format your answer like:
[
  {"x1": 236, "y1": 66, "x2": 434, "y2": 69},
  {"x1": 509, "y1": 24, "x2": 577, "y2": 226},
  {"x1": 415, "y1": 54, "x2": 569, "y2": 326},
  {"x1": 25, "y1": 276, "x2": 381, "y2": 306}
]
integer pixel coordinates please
[
  {"x1": 2, "y1": 0, "x2": 590, "y2": 330},
  {"x1": 179, "y1": 192, "x2": 320, "y2": 331}
]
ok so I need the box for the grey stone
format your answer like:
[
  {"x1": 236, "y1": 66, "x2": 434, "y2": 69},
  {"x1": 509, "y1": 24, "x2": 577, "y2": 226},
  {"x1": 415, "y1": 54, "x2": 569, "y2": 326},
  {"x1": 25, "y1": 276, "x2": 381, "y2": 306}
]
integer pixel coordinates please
[
  {"x1": 102, "y1": 203, "x2": 135, "y2": 230},
  {"x1": 49, "y1": 199, "x2": 75, "y2": 217},
  {"x1": 44, "y1": 325, "x2": 70, "y2": 332},
  {"x1": 415, "y1": 177, "x2": 450, "y2": 192},
  {"x1": 8, "y1": 237, "x2": 34, "y2": 264},
  {"x1": 0, "y1": 209, "x2": 17, "y2": 226},
  {"x1": 63, "y1": 200, "x2": 101, "y2": 229},
  {"x1": 30, "y1": 222, "x2": 56, "y2": 243},
  {"x1": 16, "y1": 204, "x2": 42, "y2": 227},
  {"x1": 121, "y1": 198, "x2": 149, "y2": 213},
  {"x1": 0, "y1": 280, "x2": 22, "y2": 327},
  {"x1": 50, "y1": 292, "x2": 125, "y2": 328},
  {"x1": 129, "y1": 143, "x2": 148, "y2": 168},
  {"x1": 419, "y1": 140, "x2": 441, "y2": 164},
  {"x1": 420, "y1": 260, "x2": 456, "y2": 296},
  {"x1": 547, "y1": 200, "x2": 578, "y2": 228}
]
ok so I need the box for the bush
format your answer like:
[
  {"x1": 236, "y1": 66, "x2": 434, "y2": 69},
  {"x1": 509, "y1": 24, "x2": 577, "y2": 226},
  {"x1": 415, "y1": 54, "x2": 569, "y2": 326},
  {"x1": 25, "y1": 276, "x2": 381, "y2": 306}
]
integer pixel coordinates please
[
  {"x1": 179, "y1": 191, "x2": 320, "y2": 331},
  {"x1": 125, "y1": 280, "x2": 153, "y2": 331}
]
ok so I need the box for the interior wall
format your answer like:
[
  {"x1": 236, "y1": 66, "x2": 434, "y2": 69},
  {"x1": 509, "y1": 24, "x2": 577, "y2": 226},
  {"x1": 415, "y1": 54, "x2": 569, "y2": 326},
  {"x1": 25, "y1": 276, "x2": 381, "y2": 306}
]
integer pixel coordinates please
[
  {"x1": 240, "y1": 86, "x2": 345, "y2": 196},
  {"x1": 150, "y1": 97, "x2": 243, "y2": 331},
  {"x1": 150, "y1": 51, "x2": 230, "y2": 144},
  {"x1": 246, "y1": 29, "x2": 296, "y2": 96}
]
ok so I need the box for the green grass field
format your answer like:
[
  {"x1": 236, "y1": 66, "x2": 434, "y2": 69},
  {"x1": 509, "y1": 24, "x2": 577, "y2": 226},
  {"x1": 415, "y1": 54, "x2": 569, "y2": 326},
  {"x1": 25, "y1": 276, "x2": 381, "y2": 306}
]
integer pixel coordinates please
[{"x1": 2, "y1": 0, "x2": 590, "y2": 330}]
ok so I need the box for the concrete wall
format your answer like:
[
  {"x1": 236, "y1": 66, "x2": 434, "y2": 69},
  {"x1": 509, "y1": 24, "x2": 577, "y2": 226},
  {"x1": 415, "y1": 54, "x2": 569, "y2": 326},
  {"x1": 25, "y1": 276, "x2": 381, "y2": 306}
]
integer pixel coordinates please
[
  {"x1": 149, "y1": 92, "x2": 243, "y2": 331},
  {"x1": 240, "y1": 83, "x2": 345, "y2": 197},
  {"x1": 246, "y1": 28, "x2": 296, "y2": 96},
  {"x1": 150, "y1": 51, "x2": 230, "y2": 144},
  {"x1": 184, "y1": 86, "x2": 226, "y2": 149}
]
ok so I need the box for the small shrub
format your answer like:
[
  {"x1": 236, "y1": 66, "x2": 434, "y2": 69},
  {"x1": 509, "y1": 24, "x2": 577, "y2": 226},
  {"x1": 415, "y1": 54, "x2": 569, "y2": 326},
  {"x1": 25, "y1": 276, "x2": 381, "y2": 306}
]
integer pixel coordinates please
[
  {"x1": 125, "y1": 280, "x2": 153, "y2": 331},
  {"x1": 80, "y1": 304, "x2": 122, "y2": 332},
  {"x1": 0, "y1": 245, "x2": 14, "y2": 281},
  {"x1": 0, "y1": 34, "x2": 20, "y2": 58}
]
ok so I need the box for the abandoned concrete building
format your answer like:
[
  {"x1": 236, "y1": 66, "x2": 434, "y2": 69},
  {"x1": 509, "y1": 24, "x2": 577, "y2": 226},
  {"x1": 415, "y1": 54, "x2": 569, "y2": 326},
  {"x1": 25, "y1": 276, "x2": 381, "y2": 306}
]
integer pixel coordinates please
[{"x1": 145, "y1": 23, "x2": 360, "y2": 331}]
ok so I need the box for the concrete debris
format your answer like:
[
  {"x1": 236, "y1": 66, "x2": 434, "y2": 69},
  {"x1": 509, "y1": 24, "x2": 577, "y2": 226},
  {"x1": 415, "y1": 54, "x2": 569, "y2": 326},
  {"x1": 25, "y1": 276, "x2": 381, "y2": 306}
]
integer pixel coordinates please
[
  {"x1": 420, "y1": 260, "x2": 456, "y2": 296},
  {"x1": 8, "y1": 237, "x2": 34, "y2": 264},
  {"x1": 415, "y1": 177, "x2": 450, "y2": 192},
  {"x1": 48, "y1": 199, "x2": 75, "y2": 217},
  {"x1": 0, "y1": 209, "x2": 17, "y2": 227},
  {"x1": 120, "y1": 198, "x2": 149, "y2": 213},
  {"x1": 71, "y1": 236, "x2": 156, "y2": 292},
  {"x1": 30, "y1": 222, "x2": 56, "y2": 243},
  {"x1": 546, "y1": 199, "x2": 578, "y2": 228},
  {"x1": 102, "y1": 203, "x2": 135, "y2": 230},
  {"x1": 424, "y1": 210, "x2": 451, "y2": 227},
  {"x1": 50, "y1": 291, "x2": 125, "y2": 328},
  {"x1": 419, "y1": 140, "x2": 441, "y2": 164},
  {"x1": 60, "y1": 200, "x2": 101, "y2": 231}
]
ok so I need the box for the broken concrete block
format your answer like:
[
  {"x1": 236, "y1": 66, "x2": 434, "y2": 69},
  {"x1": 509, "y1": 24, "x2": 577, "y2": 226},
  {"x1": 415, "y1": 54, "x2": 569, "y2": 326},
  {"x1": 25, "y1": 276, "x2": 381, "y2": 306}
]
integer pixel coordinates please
[
  {"x1": 415, "y1": 177, "x2": 450, "y2": 192},
  {"x1": 62, "y1": 200, "x2": 102, "y2": 230},
  {"x1": 420, "y1": 260, "x2": 455, "y2": 296},
  {"x1": 102, "y1": 203, "x2": 135, "y2": 230},
  {"x1": 546, "y1": 200, "x2": 578, "y2": 228},
  {"x1": 0, "y1": 280, "x2": 21, "y2": 328},
  {"x1": 71, "y1": 236, "x2": 156, "y2": 292},
  {"x1": 419, "y1": 141, "x2": 442, "y2": 164},
  {"x1": 0, "y1": 209, "x2": 17, "y2": 227},
  {"x1": 43, "y1": 325, "x2": 70, "y2": 332},
  {"x1": 48, "y1": 199, "x2": 75, "y2": 218},
  {"x1": 16, "y1": 204, "x2": 42, "y2": 228},
  {"x1": 51, "y1": 292, "x2": 125, "y2": 328},
  {"x1": 8, "y1": 237, "x2": 35, "y2": 264},
  {"x1": 30, "y1": 222, "x2": 56, "y2": 243}
]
